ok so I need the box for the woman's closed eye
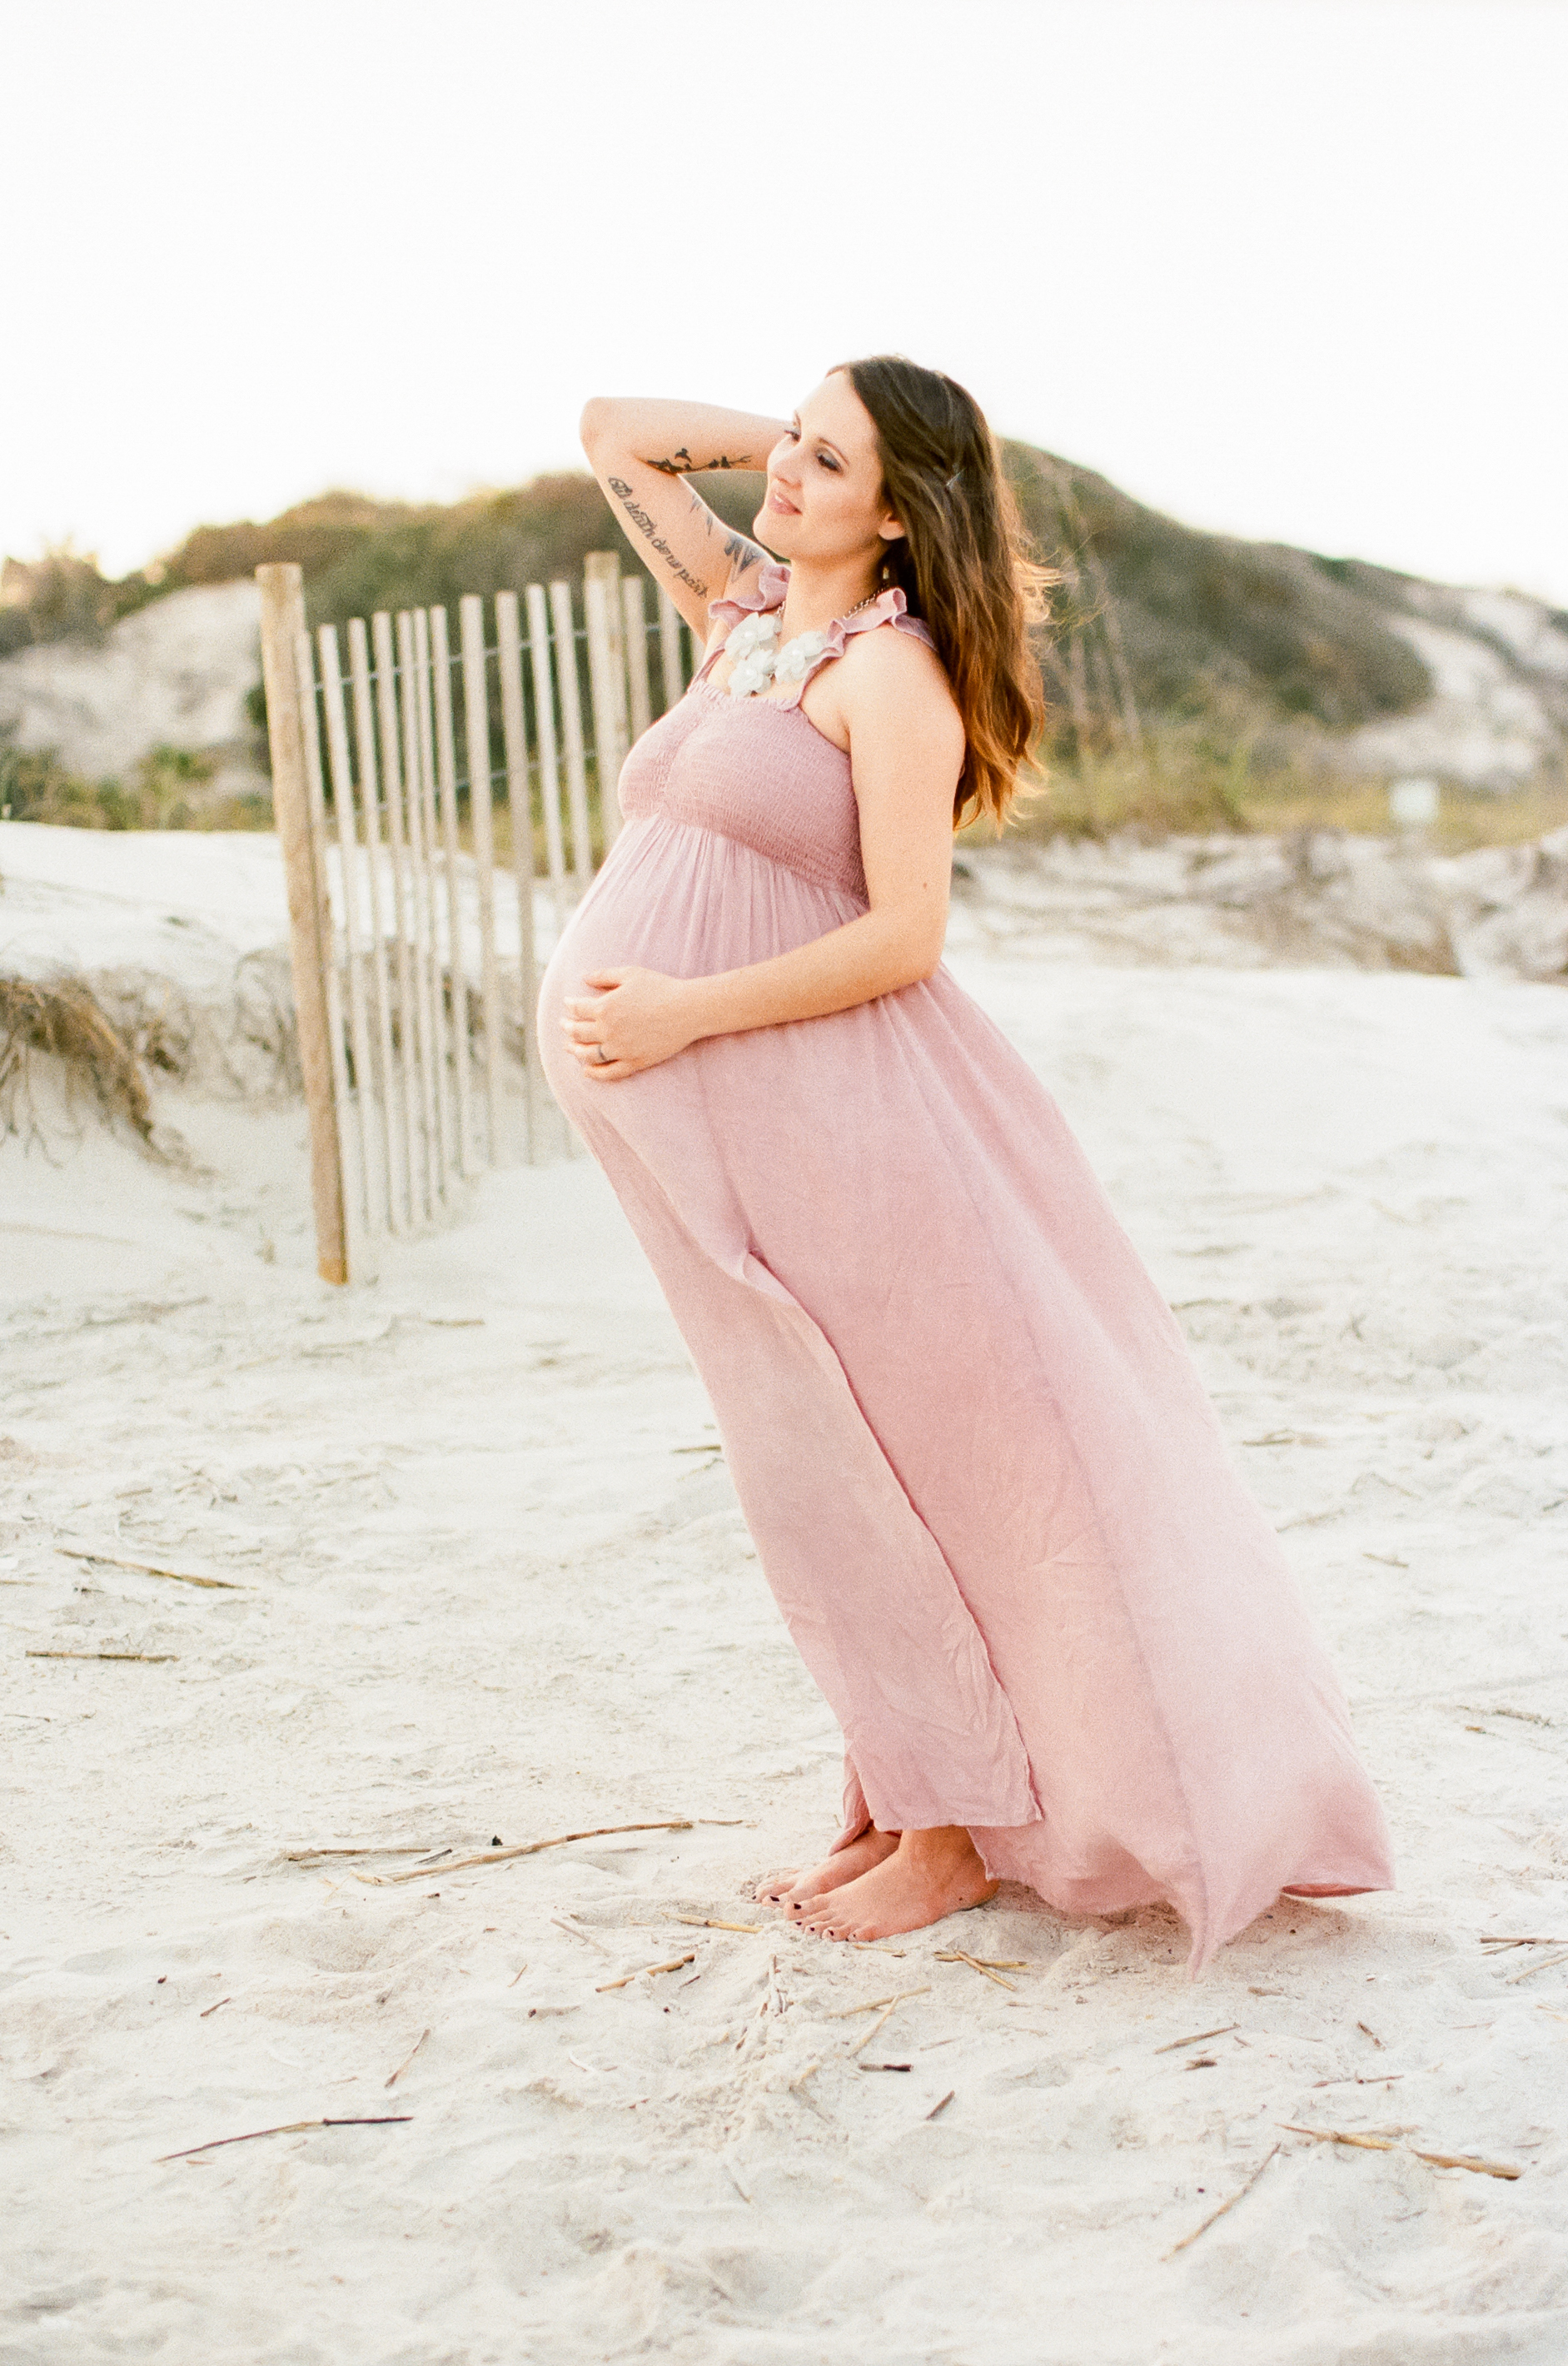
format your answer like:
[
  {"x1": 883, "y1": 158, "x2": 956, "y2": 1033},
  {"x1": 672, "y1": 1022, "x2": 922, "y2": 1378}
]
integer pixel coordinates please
[{"x1": 785, "y1": 425, "x2": 841, "y2": 473}]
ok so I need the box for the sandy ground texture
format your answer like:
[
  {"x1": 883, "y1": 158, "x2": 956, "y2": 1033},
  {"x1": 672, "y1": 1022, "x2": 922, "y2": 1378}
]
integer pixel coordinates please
[{"x1": 3, "y1": 923, "x2": 1568, "y2": 2360}]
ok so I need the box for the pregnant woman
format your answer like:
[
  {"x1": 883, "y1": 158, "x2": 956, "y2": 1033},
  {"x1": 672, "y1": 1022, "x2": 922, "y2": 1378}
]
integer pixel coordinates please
[{"x1": 539, "y1": 357, "x2": 1392, "y2": 1973}]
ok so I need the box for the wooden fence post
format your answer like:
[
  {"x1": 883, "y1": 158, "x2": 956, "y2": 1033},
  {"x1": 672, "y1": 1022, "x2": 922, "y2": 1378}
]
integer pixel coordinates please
[
  {"x1": 459, "y1": 594, "x2": 505, "y2": 1163},
  {"x1": 496, "y1": 589, "x2": 542, "y2": 1160},
  {"x1": 256, "y1": 563, "x2": 347, "y2": 1285},
  {"x1": 316, "y1": 624, "x2": 377, "y2": 1231},
  {"x1": 429, "y1": 605, "x2": 475, "y2": 1177},
  {"x1": 520, "y1": 584, "x2": 568, "y2": 932},
  {"x1": 621, "y1": 575, "x2": 652, "y2": 743},
  {"x1": 549, "y1": 579, "x2": 593, "y2": 884},
  {"x1": 584, "y1": 552, "x2": 626, "y2": 845}
]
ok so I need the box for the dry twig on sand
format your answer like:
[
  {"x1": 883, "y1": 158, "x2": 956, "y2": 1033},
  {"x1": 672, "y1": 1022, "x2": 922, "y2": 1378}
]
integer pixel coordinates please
[
  {"x1": 824, "y1": 1986, "x2": 932, "y2": 2020},
  {"x1": 1279, "y1": 2124, "x2": 1521, "y2": 2179},
  {"x1": 1153, "y1": 2022, "x2": 1239, "y2": 2055},
  {"x1": 384, "y1": 2030, "x2": 430, "y2": 2089},
  {"x1": 286, "y1": 1845, "x2": 433, "y2": 1863},
  {"x1": 27, "y1": 1649, "x2": 175, "y2": 1663},
  {"x1": 596, "y1": 1953, "x2": 696, "y2": 1994},
  {"x1": 935, "y1": 1948, "x2": 1018, "y2": 1992},
  {"x1": 1503, "y1": 1948, "x2": 1568, "y2": 1985},
  {"x1": 850, "y1": 1999, "x2": 923, "y2": 2058},
  {"x1": 199, "y1": 1995, "x2": 232, "y2": 2020},
  {"x1": 925, "y1": 2090, "x2": 956, "y2": 2121},
  {"x1": 551, "y1": 1916, "x2": 613, "y2": 1955},
  {"x1": 673, "y1": 1916, "x2": 762, "y2": 1935},
  {"x1": 1163, "y1": 2144, "x2": 1282, "y2": 2259},
  {"x1": 353, "y1": 1821, "x2": 694, "y2": 1883},
  {"x1": 156, "y1": 2115, "x2": 411, "y2": 2163},
  {"x1": 56, "y1": 1547, "x2": 241, "y2": 1591}
]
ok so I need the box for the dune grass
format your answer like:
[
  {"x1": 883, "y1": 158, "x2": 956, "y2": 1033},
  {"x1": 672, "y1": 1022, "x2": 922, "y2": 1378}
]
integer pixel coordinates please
[
  {"x1": 0, "y1": 976, "x2": 161, "y2": 1150},
  {"x1": 981, "y1": 730, "x2": 1568, "y2": 855},
  {"x1": 0, "y1": 743, "x2": 271, "y2": 832}
]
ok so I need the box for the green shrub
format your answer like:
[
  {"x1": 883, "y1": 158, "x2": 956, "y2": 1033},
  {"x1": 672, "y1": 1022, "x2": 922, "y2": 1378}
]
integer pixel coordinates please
[{"x1": 0, "y1": 740, "x2": 271, "y2": 830}]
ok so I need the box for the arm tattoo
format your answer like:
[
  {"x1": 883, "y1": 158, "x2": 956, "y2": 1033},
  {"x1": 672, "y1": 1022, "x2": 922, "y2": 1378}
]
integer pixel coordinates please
[
  {"x1": 686, "y1": 494, "x2": 765, "y2": 575},
  {"x1": 606, "y1": 476, "x2": 708, "y2": 597},
  {"x1": 650, "y1": 445, "x2": 753, "y2": 476}
]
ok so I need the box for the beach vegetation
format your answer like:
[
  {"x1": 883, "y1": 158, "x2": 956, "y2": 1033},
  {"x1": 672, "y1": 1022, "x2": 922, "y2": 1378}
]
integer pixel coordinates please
[
  {"x1": 0, "y1": 740, "x2": 271, "y2": 831},
  {"x1": 7, "y1": 452, "x2": 1565, "y2": 851}
]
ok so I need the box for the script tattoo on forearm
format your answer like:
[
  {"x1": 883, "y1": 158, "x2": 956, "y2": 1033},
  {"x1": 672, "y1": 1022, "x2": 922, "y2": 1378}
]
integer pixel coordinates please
[
  {"x1": 650, "y1": 446, "x2": 753, "y2": 476},
  {"x1": 606, "y1": 476, "x2": 707, "y2": 596}
]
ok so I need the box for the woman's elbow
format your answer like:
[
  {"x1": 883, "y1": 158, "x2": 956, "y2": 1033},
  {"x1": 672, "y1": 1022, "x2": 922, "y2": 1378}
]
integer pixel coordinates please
[{"x1": 579, "y1": 396, "x2": 615, "y2": 459}]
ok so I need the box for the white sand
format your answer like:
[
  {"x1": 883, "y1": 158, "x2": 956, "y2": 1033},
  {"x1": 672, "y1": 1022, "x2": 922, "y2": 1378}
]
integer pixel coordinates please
[{"x1": 3, "y1": 838, "x2": 1568, "y2": 2361}]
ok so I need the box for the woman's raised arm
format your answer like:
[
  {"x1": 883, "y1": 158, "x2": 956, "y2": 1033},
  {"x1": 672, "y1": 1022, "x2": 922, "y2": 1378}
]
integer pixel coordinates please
[{"x1": 579, "y1": 396, "x2": 788, "y2": 637}]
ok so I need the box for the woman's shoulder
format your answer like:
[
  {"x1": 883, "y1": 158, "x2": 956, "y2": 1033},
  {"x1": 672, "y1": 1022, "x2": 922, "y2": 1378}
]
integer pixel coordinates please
[
  {"x1": 832, "y1": 608, "x2": 963, "y2": 766},
  {"x1": 839, "y1": 600, "x2": 955, "y2": 705}
]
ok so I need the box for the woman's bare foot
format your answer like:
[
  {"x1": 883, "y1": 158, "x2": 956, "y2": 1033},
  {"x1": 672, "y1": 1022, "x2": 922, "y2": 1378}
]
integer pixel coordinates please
[
  {"x1": 755, "y1": 1827, "x2": 898, "y2": 1908},
  {"x1": 789, "y1": 1826, "x2": 996, "y2": 1940}
]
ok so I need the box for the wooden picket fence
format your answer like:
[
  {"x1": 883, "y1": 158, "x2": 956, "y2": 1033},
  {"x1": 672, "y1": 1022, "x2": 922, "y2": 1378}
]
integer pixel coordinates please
[{"x1": 256, "y1": 553, "x2": 698, "y2": 1283}]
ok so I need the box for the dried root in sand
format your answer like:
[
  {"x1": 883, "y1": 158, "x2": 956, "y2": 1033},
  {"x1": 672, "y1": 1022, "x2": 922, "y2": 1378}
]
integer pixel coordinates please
[
  {"x1": 57, "y1": 1546, "x2": 240, "y2": 1591},
  {"x1": 551, "y1": 1915, "x2": 614, "y2": 1955},
  {"x1": 1502, "y1": 1947, "x2": 1568, "y2": 1985},
  {"x1": 384, "y1": 2029, "x2": 430, "y2": 2089},
  {"x1": 824, "y1": 1986, "x2": 932, "y2": 2020},
  {"x1": 353, "y1": 1820, "x2": 694, "y2": 1883},
  {"x1": 935, "y1": 1948, "x2": 1019, "y2": 1991},
  {"x1": 156, "y1": 2115, "x2": 411, "y2": 2163},
  {"x1": 1153, "y1": 2021, "x2": 1239, "y2": 2055},
  {"x1": 596, "y1": 1953, "x2": 696, "y2": 1994},
  {"x1": 1279, "y1": 2124, "x2": 1521, "y2": 2179},
  {"x1": 27, "y1": 1649, "x2": 176, "y2": 1663},
  {"x1": 1163, "y1": 2144, "x2": 1282, "y2": 2259}
]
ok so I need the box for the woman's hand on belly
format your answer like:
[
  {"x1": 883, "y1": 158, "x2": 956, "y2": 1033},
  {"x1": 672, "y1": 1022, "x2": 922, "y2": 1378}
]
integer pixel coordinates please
[{"x1": 562, "y1": 967, "x2": 700, "y2": 1080}]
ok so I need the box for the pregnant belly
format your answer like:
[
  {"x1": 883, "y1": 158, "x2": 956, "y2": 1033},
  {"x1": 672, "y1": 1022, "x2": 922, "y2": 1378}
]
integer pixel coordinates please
[{"x1": 537, "y1": 815, "x2": 867, "y2": 1115}]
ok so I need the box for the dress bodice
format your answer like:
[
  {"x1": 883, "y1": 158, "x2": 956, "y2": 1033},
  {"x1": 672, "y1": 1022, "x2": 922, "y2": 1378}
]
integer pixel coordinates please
[{"x1": 615, "y1": 565, "x2": 938, "y2": 901}]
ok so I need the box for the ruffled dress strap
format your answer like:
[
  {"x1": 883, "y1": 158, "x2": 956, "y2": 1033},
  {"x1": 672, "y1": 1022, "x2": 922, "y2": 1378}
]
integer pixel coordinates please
[
  {"x1": 694, "y1": 562, "x2": 790, "y2": 683},
  {"x1": 777, "y1": 583, "x2": 938, "y2": 709}
]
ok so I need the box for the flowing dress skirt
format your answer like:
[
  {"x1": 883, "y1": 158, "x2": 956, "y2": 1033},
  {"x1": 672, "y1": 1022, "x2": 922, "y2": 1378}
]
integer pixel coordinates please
[{"x1": 539, "y1": 789, "x2": 1394, "y2": 1975}]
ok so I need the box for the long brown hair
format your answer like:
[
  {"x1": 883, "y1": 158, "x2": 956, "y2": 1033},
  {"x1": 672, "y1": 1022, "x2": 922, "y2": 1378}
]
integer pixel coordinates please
[{"x1": 838, "y1": 355, "x2": 1051, "y2": 829}]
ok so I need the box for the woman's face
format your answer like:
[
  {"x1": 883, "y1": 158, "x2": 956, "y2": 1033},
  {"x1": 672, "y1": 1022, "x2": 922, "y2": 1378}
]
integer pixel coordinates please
[{"x1": 755, "y1": 372, "x2": 904, "y2": 566}]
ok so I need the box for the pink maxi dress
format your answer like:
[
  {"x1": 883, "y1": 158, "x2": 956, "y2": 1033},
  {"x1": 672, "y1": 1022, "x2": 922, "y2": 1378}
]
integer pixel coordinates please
[{"x1": 538, "y1": 565, "x2": 1393, "y2": 1974}]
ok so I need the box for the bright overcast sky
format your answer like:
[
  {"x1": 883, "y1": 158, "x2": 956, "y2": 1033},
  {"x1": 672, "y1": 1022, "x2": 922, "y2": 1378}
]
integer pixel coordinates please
[{"x1": 8, "y1": 0, "x2": 1566, "y2": 600}]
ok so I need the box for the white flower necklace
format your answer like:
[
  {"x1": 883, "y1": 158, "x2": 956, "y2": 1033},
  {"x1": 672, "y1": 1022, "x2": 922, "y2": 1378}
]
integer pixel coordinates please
[{"x1": 724, "y1": 588, "x2": 884, "y2": 699}]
